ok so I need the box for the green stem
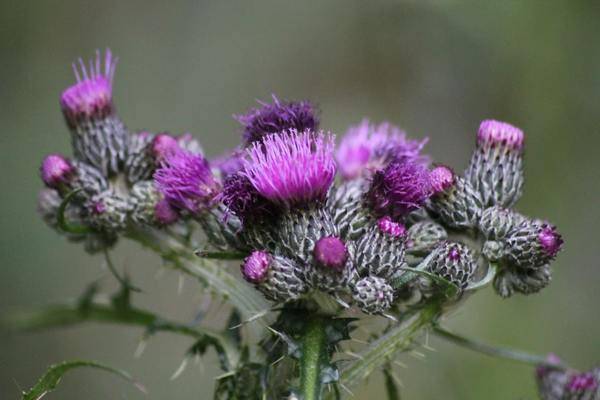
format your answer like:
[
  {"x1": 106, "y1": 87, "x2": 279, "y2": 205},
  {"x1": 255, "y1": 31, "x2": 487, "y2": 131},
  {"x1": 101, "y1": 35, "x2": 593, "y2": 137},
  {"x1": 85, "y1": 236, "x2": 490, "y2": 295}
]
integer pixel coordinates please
[
  {"x1": 300, "y1": 317, "x2": 328, "y2": 400},
  {"x1": 433, "y1": 325, "x2": 564, "y2": 369}
]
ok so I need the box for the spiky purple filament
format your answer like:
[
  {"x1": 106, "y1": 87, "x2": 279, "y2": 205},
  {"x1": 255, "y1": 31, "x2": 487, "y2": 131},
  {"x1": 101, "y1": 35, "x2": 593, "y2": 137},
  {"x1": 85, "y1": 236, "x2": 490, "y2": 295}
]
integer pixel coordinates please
[{"x1": 477, "y1": 119, "x2": 524, "y2": 150}]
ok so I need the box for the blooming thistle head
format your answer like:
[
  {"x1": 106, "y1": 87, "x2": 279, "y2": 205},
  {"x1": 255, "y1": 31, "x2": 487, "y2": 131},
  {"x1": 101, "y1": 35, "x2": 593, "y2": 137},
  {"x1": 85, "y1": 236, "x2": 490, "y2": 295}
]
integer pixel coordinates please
[
  {"x1": 151, "y1": 133, "x2": 180, "y2": 162},
  {"x1": 336, "y1": 119, "x2": 428, "y2": 180},
  {"x1": 367, "y1": 159, "x2": 432, "y2": 219},
  {"x1": 477, "y1": 119, "x2": 524, "y2": 152},
  {"x1": 243, "y1": 129, "x2": 336, "y2": 209},
  {"x1": 154, "y1": 150, "x2": 220, "y2": 215},
  {"x1": 40, "y1": 154, "x2": 74, "y2": 188},
  {"x1": 429, "y1": 165, "x2": 455, "y2": 194},
  {"x1": 219, "y1": 172, "x2": 274, "y2": 223},
  {"x1": 241, "y1": 250, "x2": 270, "y2": 283},
  {"x1": 60, "y1": 49, "x2": 117, "y2": 127},
  {"x1": 313, "y1": 236, "x2": 349, "y2": 272},
  {"x1": 236, "y1": 95, "x2": 318, "y2": 145}
]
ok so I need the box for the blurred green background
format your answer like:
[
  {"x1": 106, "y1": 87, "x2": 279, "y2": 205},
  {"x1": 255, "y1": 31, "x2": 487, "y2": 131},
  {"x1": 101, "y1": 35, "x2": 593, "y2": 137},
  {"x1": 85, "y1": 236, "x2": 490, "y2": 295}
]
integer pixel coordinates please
[{"x1": 1, "y1": 1, "x2": 599, "y2": 399}]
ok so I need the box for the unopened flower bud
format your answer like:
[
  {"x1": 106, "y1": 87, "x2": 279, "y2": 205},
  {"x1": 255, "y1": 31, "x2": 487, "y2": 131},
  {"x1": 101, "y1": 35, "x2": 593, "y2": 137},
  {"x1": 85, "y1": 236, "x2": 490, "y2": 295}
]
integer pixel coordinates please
[
  {"x1": 151, "y1": 133, "x2": 180, "y2": 161},
  {"x1": 425, "y1": 241, "x2": 477, "y2": 290},
  {"x1": 465, "y1": 120, "x2": 525, "y2": 207},
  {"x1": 241, "y1": 251, "x2": 307, "y2": 302},
  {"x1": 129, "y1": 180, "x2": 178, "y2": 226},
  {"x1": 427, "y1": 166, "x2": 483, "y2": 229},
  {"x1": 313, "y1": 236, "x2": 348, "y2": 271},
  {"x1": 352, "y1": 276, "x2": 394, "y2": 315},
  {"x1": 536, "y1": 355, "x2": 569, "y2": 400},
  {"x1": 504, "y1": 219, "x2": 563, "y2": 268},
  {"x1": 86, "y1": 190, "x2": 131, "y2": 231},
  {"x1": 60, "y1": 50, "x2": 128, "y2": 176},
  {"x1": 197, "y1": 204, "x2": 247, "y2": 252},
  {"x1": 40, "y1": 154, "x2": 74, "y2": 188},
  {"x1": 406, "y1": 221, "x2": 448, "y2": 256},
  {"x1": 494, "y1": 265, "x2": 552, "y2": 298},
  {"x1": 70, "y1": 160, "x2": 109, "y2": 197},
  {"x1": 478, "y1": 205, "x2": 526, "y2": 240},
  {"x1": 355, "y1": 218, "x2": 406, "y2": 281}
]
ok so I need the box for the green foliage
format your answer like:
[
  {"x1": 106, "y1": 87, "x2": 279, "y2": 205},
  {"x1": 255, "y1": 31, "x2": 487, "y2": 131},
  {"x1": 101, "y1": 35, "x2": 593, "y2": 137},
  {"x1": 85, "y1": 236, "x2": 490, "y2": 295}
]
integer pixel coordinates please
[{"x1": 21, "y1": 360, "x2": 144, "y2": 400}]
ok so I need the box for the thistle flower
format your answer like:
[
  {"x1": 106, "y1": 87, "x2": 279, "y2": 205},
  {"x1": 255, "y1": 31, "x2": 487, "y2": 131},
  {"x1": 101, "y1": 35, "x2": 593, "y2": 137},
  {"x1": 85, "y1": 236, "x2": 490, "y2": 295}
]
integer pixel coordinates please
[
  {"x1": 355, "y1": 218, "x2": 407, "y2": 281},
  {"x1": 86, "y1": 190, "x2": 131, "y2": 231},
  {"x1": 220, "y1": 172, "x2": 274, "y2": 224},
  {"x1": 406, "y1": 221, "x2": 448, "y2": 256},
  {"x1": 330, "y1": 178, "x2": 372, "y2": 240},
  {"x1": 129, "y1": 180, "x2": 178, "y2": 226},
  {"x1": 366, "y1": 159, "x2": 432, "y2": 220},
  {"x1": 493, "y1": 264, "x2": 552, "y2": 297},
  {"x1": 424, "y1": 241, "x2": 477, "y2": 290},
  {"x1": 154, "y1": 150, "x2": 220, "y2": 215},
  {"x1": 40, "y1": 154, "x2": 75, "y2": 189},
  {"x1": 336, "y1": 119, "x2": 428, "y2": 180},
  {"x1": 313, "y1": 236, "x2": 349, "y2": 272},
  {"x1": 243, "y1": 130, "x2": 336, "y2": 209},
  {"x1": 236, "y1": 95, "x2": 318, "y2": 144},
  {"x1": 478, "y1": 205, "x2": 526, "y2": 240},
  {"x1": 536, "y1": 356, "x2": 600, "y2": 400},
  {"x1": 241, "y1": 250, "x2": 307, "y2": 302},
  {"x1": 60, "y1": 49, "x2": 128, "y2": 176},
  {"x1": 427, "y1": 165, "x2": 483, "y2": 229},
  {"x1": 465, "y1": 120, "x2": 525, "y2": 208},
  {"x1": 504, "y1": 219, "x2": 563, "y2": 268},
  {"x1": 124, "y1": 131, "x2": 155, "y2": 184},
  {"x1": 151, "y1": 133, "x2": 180, "y2": 161},
  {"x1": 352, "y1": 276, "x2": 395, "y2": 315}
]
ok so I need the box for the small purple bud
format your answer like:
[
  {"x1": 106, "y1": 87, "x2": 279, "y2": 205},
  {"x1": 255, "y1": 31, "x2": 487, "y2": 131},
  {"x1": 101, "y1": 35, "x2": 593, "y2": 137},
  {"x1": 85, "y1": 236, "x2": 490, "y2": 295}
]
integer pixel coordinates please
[
  {"x1": 151, "y1": 133, "x2": 180, "y2": 161},
  {"x1": 92, "y1": 201, "x2": 107, "y2": 215},
  {"x1": 377, "y1": 216, "x2": 406, "y2": 237},
  {"x1": 60, "y1": 49, "x2": 116, "y2": 126},
  {"x1": 313, "y1": 236, "x2": 348, "y2": 271},
  {"x1": 40, "y1": 154, "x2": 74, "y2": 188},
  {"x1": 241, "y1": 250, "x2": 270, "y2": 283},
  {"x1": 567, "y1": 372, "x2": 598, "y2": 392},
  {"x1": 477, "y1": 119, "x2": 524, "y2": 151},
  {"x1": 367, "y1": 159, "x2": 432, "y2": 219},
  {"x1": 538, "y1": 225, "x2": 563, "y2": 258},
  {"x1": 448, "y1": 246, "x2": 461, "y2": 261},
  {"x1": 243, "y1": 130, "x2": 336, "y2": 208},
  {"x1": 154, "y1": 199, "x2": 179, "y2": 225},
  {"x1": 236, "y1": 95, "x2": 318, "y2": 145},
  {"x1": 429, "y1": 165, "x2": 455, "y2": 194}
]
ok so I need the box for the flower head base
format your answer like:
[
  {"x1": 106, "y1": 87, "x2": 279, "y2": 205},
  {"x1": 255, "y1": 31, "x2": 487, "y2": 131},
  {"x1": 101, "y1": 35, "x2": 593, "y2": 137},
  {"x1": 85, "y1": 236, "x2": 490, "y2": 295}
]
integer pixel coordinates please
[
  {"x1": 154, "y1": 151, "x2": 219, "y2": 214},
  {"x1": 429, "y1": 165, "x2": 455, "y2": 194},
  {"x1": 336, "y1": 120, "x2": 428, "y2": 180},
  {"x1": 242, "y1": 251, "x2": 271, "y2": 283},
  {"x1": 243, "y1": 130, "x2": 336, "y2": 209},
  {"x1": 236, "y1": 95, "x2": 318, "y2": 145},
  {"x1": 40, "y1": 154, "x2": 74, "y2": 188},
  {"x1": 367, "y1": 159, "x2": 432, "y2": 219},
  {"x1": 313, "y1": 236, "x2": 348, "y2": 271},
  {"x1": 477, "y1": 119, "x2": 524, "y2": 151},
  {"x1": 60, "y1": 49, "x2": 117, "y2": 126}
]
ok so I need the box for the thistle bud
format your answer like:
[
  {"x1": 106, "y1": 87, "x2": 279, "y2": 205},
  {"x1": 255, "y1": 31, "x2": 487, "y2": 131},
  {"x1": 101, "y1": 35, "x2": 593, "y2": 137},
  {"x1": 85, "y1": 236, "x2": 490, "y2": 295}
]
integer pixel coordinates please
[
  {"x1": 493, "y1": 265, "x2": 552, "y2": 298},
  {"x1": 424, "y1": 241, "x2": 477, "y2": 290},
  {"x1": 40, "y1": 154, "x2": 75, "y2": 189},
  {"x1": 241, "y1": 251, "x2": 307, "y2": 302},
  {"x1": 70, "y1": 160, "x2": 109, "y2": 197},
  {"x1": 124, "y1": 131, "x2": 155, "y2": 184},
  {"x1": 86, "y1": 190, "x2": 131, "y2": 231},
  {"x1": 129, "y1": 180, "x2": 178, "y2": 226},
  {"x1": 565, "y1": 370, "x2": 599, "y2": 399},
  {"x1": 465, "y1": 120, "x2": 525, "y2": 208},
  {"x1": 478, "y1": 205, "x2": 526, "y2": 240},
  {"x1": 236, "y1": 95, "x2": 318, "y2": 145},
  {"x1": 355, "y1": 217, "x2": 407, "y2": 281},
  {"x1": 405, "y1": 221, "x2": 448, "y2": 256},
  {"x1": 307, "y1": 235, "x2": 357, "y2": 293},
  {"x1": 351, "y1": 276, "x2": 394, "y2": 315},
  {"x1": 60, "y1": 50, "x2": 128, "y2": 176},
  {"x1": 536, "y1": 355, "x2": 569, "y2": 400},
  {"x1": 427, "y1": 166, "x2": 483, "y2": 229},
  {"x1": 330, "y1": 178, "x2": 372, "y2": 240},
  {"x1": 197, "y1": 204, "x2": 247, "y2": 252},
  {"x1": 504, "y1": 219, "x2": 563, "y2": 268},
  {"x1": 151, "y1": 133, "x2": 180, "y2": 161}
]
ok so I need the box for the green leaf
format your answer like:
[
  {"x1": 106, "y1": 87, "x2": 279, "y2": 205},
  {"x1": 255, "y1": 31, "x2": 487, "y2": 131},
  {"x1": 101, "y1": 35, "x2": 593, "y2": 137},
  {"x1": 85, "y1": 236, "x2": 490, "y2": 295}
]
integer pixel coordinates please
[
  {"x1": 56, "y1": 189, "x2": 93, "y2": 235},
  {"x1": 22, "y1": 360, "x2": 144, "y2": 400}
]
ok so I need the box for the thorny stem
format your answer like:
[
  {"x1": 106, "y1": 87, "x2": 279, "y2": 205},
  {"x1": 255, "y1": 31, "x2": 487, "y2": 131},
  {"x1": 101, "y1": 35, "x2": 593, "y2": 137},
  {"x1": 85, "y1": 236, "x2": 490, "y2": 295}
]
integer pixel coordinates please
[
  {"x1": 432, "y1": 325, "x2": 567, "y2": 369},
  {"x1": 300, "y1": 317, "x2": 328, "y2": 400}
]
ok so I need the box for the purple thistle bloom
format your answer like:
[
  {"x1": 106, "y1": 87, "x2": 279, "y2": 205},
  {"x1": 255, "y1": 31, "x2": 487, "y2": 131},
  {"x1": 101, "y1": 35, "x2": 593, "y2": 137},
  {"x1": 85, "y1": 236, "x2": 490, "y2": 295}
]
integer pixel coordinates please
[
  {"x1": 336, "y1": 119, "x2": 429, "y2": 180},
  {"x1": 40, "y1": 154, "x2": 74, "y2": 188},
  {"x1": 60, "y1": 49, "x2": 117, "y2": 126},
  {"x1": 538, "y1": 224, "x2": 564, "y2": 258},
  {"x1": 313, "y1": 236, "x2": 348, "y2": 271},
  {"x1": 477, "y1": 119, "x2": 524, "y2": 151},
  {"x1": 154, "y1": 150, "x2": 219, "y2": 214},
  {"x1": 429, "y1": 165, "x2": 455, "y2": 194},
  {"x1": 367, "y1": 159, "x2": 432, "y2": 219},
  {"x1": 212, "y1": 148, "x2": 245, "y2": 179},
  {"x1": 236, "y1": 95, "x2": 318, "y2": 144},
  {"x1": 243, "y1": 129, "x2": 336, "y2": 208},
  {"x1": 241, "y1": 250, "x2": 271, "y2": 283},
  {"x1": 151, "y1": 133, "x2": 180, "y2": 162},
  {"x1": 219, "y1": 172, "x2": 274, "y2": 223}
]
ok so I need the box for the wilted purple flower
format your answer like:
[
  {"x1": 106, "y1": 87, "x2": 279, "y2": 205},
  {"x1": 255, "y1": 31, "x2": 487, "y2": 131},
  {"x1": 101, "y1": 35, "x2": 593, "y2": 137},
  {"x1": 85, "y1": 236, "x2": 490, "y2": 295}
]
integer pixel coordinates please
[
  {"x1": 243, "y1": 129, "x2": 336, "y2": 208},
  {"x1": 367, "y1": 159, "x2": 432, "y2": 219},
  {"x1": 313, "y1": 236, "x2": 348, "y2": 272},
  {"x1": 336, "y1": 119, "x2": 428, "y2": 180},
  {"x1": 154, "y1": 150, "x2": 219, "y2": 214},
  {"x1": 40, "y1": 154, "x2": 74, "y2": 188},
  {"x1": 60, "y1": 49, "x2": 117, "y2": 126},
  {"x1": 236, "y1": 95, "x2": 318, "y2": 144},
  {"x1": 219, "y1": 172, "x2": 274, "y2": 223}
]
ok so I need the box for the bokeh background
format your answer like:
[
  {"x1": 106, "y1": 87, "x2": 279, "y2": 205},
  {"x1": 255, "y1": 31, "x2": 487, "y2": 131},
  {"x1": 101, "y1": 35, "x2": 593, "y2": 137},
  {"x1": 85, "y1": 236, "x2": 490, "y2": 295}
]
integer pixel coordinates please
[{"x1": 1, "y1": 1, "x2": 599, "y2": 399}]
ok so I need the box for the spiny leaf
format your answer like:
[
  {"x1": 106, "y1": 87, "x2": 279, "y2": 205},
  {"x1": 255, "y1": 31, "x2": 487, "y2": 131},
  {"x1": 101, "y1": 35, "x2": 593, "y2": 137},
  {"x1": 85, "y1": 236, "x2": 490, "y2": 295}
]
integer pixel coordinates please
[{"x1": 22, "y1": 360, "x2": 144, "y2": 400}]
